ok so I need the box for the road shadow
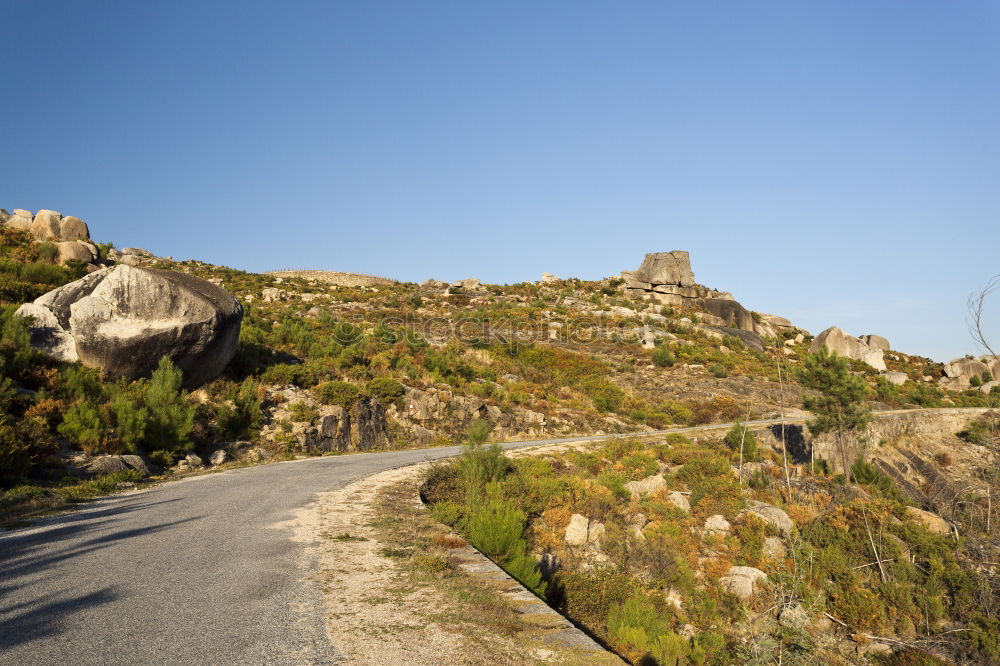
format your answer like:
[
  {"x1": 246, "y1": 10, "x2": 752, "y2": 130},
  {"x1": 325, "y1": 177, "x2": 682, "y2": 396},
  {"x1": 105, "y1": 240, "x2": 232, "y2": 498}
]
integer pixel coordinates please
[{"x1": 0, "y1": 586, "x2": 119, "y2": 649}]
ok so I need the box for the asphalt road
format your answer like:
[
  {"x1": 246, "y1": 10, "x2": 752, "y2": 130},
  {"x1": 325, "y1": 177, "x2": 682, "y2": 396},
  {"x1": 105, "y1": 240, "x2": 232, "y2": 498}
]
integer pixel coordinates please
[{"x1": 0, "y1": 417, "x2": 804, "y2": 665}]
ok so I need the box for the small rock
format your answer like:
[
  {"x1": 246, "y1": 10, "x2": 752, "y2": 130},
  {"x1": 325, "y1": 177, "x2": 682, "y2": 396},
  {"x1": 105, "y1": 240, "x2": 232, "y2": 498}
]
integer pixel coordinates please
[
  {"x1": 882, "y1": 371, "x2": 908, "y2": 386},
  {"x1": 718, "y1": 566, "x2": 767, "y2": 601},
  {"x1": 718, "y1": 575, "x2": 754, "y2": 600},
  {"x1": 779, "y1": 604, "x2": 809, "y2": 629},
  {"x1": 185, "y1": 453, "x2": 204, "y2": 468},
  {"x1": 743, "y1": 501, "x2": 795, "y2": 536},
  {"x1": 625, "y1": 474, "x2": 666, "y2": 498},
  {"x1": 565, "y1": 513, "x2": 590, "y2": 546},
  {"x1": 763, "y1": 536, "x2": 787, "y2": 560},
  {"x1": 904, "y1": 506, "x2": 951, "y2": 535},
  {"x1": 209, "y1": 449, "x2": 227, "y2": 466},
  {"x1": 704, "y1": 514, "x2": 731, "y2": 534},
  {"x1": 587, "y1": 521, "x2": 606, "y2": 545},
  {"x1": 666, "y1": 491, "x2": 690, "y2": 513}
]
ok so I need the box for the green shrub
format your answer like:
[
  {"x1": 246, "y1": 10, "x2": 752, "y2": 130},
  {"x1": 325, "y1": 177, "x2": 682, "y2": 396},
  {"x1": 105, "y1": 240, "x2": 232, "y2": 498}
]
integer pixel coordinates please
[
  {"x1": 709, "y1": 363, "x2": 728, "y2": 378},
  {"x1": 213, "y1": 378, "x2": 264, "y2": 440},
  {"x1": 19, "y1": 261, "x2": 65, "y2": 285},
  {"x1": 652, "y1": 347, "x2": 676, "y2": 368},
  {"x1": 148, "y1": 449, "x2": 176, "y2": 467},
  {"x1": 58, "y1": 399, "x2": 106, "y2": 451},
  {"x1": 143, "y1": 357, "x2": 195, "y2": 453},
  {"x1": 312, "y1": 380, "x2": 361, "y2": 407},
  {"x1": 429, "y1": 500, "x2": 463, "y2": 526},
  {"x1": 0, "y1": 416, "x2": 58, "y2": 483},
  {"x1": 971, "y1": 374, "x2": 983, "y2": 388},
  {"x1": 108, "y1": 388, "x2": 147, "y2": 453},
  {"x1": 366, "y1": 377, "x2": 405, "y2": 406},
  {"x1": 723, "y1": 422, "x2": 759, "y2": 461},
  {"x1": 287, "y1": 401, "x2": 318, "y2": 423}
]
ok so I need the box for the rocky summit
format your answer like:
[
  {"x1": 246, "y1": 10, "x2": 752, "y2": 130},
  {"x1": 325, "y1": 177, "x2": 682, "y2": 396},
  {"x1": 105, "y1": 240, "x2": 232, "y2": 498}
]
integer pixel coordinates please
[{"x1": 16, "y1": 265, "x2": 242, "y2": 387}]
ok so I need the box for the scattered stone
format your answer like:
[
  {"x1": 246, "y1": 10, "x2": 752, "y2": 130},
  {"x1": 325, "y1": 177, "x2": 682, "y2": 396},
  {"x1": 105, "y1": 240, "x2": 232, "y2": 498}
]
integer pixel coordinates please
[
  {"x1": 742, "y1": 501, "x2": 794, "y2": 536},
  {"x1": 904, "y1": 506, "x2": 951, "y2": 535},
  {"x1": 779, "y1": 604, "x2": 809, "y2": 630},
  {"x1": 625, "y1": 474, "x2": 666, "y2": 498},
  {"x1": 718, "y1": 565, "x2": 767, "y2": 601},
  {"x1": 763, "y1": 536, "x2": 787, "y2": 560},
  {"x1": 565, "y1": 513, "x2": 590, "y2": 546},
  {"x1": 882, "y1": 371, "x2": 908, "y2": 386},
  {"x1": 666, "y1": 491, "x2": 690, "y2": 513},
  {"x1": 16, "y1": 265, "x2": 243, "y2": 388},
  {"x1": 704, "y1": 514, "x2": 731, "y2": 534}
]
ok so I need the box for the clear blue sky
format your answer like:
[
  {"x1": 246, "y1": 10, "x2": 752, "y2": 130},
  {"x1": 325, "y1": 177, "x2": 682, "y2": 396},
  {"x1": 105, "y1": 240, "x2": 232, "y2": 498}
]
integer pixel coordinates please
[{"x1": 2, "y1": 1, "x2": 998, "y2": 362}]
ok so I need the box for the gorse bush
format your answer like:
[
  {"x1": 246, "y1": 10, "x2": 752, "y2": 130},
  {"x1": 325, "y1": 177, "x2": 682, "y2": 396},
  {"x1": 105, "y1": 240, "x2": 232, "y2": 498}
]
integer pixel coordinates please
[
  {"x1": 652, "y1": 346, "x2": 676, "y2": 368},
  {"x1": 723, "y1": 421, "x2": 759, "y2": 462}
]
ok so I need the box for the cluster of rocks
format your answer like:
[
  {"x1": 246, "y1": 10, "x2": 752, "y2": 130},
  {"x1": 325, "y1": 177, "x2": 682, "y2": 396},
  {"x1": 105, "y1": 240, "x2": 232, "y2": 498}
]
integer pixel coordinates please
[
  {"x1": 390, "y1": 385, "x2": 548, "y2": 444},
  {"x1": 1, "y1": 208, "x2": 99, "y2": 267},
  {"x1": 621, "y1": 251, "x2": 798, "y2": 342},
  {"x1": 939, "y1": 355, "x2": 1000, "y2": 393},
  {"x1": 262, "y1": 386, "x2": 394, "y2": 453},
  {"x1": 809, "y1": 326, "x2": 889, "y2": 372},
  {"x1": 16, "y1": 264, "x2": 243, "y2": 388}
]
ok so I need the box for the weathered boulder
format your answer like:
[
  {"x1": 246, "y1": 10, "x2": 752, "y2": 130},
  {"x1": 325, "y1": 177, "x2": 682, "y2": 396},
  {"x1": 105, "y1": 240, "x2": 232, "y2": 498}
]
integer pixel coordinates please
[
  {"x1": 625, "y1": 474, "x2": 666, "y2": 498},
  {"x1": 882, "y1": 371, "x2": 908, "y2": 386},
  {"x1": 31, "y1": 209, "x2": 62, "y2": 241},
  {"x1": 982, "y1": 380, "x2": 999, "y2": 395},
  {"x1": 810, "y1": 326, "x2": 886, "y2": 371},
  {"x1": 565, "y1": 513, "x2": 590, "y2": 546},
  {"x1": 763, "y1": 536, "x2": 787, "y2": 560},
  {"x1": 7, "y1": 210, "x2": 33, "y2": 230},
  {"x1": 904, "y1": 506, "x2": 951, "y2": 535},
  {"x1": 209, "y1": 449, "x2": 227, "y2": 466},
  {"x1": 704, "y1": 514, "x2": 731, "y2": 534},
  {"x1": 121, "y1": 247, "x2": 153, "y2": 257},
  {"x1": 15, "y1": 265, "x2": 243, "y2": 388},
  {"x1": 84, "y1": 454, "x2": 150, "y2": 477},
  {"x1": 632, "y1": 251, "x2": 695, "y2": 287},
  {"x1": 59, "y1": 215, "x2": 90, "y2": 241},
  {"x1": 0, "y1": 209, "x2": 8, "y2": 225},
  {"x1": 743, "y1": 501, "x2": 795, "y2": 536},
  {"x1": 56, "y1": 240, "x2": 96, "y2": 265},
  {"x1": 779, "y1": 604, "x2": 810, "y2": 629},
  {"x1": 541, "y1": 272, "x2": 560, "y2": 284},
  {"x1": 719, "y1": 566, "x2": 767, "y2": 601},
  {"x1": 666, "y1": 491, "x2": 690, "y2": 513},
  {"x1": 861, "y1": 334, "x2": 890, "y2": 352}
]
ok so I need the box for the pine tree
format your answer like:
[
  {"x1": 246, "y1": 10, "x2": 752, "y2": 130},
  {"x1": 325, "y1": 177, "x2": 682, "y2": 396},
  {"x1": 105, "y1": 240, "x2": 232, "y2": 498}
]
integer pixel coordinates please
[
  {"x1": 797, "y1": 347, "x2": 871, "y2": 481},
  {"x1": 144, "y1": 356, "x2": 195, "y2": 453}
]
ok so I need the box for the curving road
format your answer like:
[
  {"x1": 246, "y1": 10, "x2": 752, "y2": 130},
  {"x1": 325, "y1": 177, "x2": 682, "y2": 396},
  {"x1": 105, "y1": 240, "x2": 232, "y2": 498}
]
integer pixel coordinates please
[{"x1": 0, "y1": 416, "x2": 817, "y2": 665}]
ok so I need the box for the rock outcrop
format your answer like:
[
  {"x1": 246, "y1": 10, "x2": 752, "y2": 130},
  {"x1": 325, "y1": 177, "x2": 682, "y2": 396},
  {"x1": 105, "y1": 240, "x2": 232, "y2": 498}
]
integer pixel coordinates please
[
  {"x1": 621, "y1": 251, "x2": 788, "y2": 342},
  {"x1": 16, "y1": 265, "x2": 242, "y2": 387},
  {"x1": 810, "y1": 326, "x2": 887, "y2": 371},
  {"x1": 2, "y1": 208, "x2": 99, "y2": 267},
  {"x1": 939, "y1": 356, "x2": 999, "y2": 391}
]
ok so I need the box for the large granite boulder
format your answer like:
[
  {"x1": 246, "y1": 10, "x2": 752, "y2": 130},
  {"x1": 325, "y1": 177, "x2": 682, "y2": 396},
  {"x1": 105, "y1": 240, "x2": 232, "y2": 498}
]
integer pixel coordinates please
[
  {"x1": 810, "y1": 326, "x2": 886, "y2": 371},
  {"x1": 56, "y1": 240, "x2": 97, "y2": 265},
  {"x1": 7, "y1": 209, "x2": 33, "y2": 230},
  {"x1": 16, "y1": 265, "x2": 242, "y2": 387},
  {"x1": 632, "y1": 251, "x2": 695, "y2": 287},
  {"x1": 59, "y1": 215, "x2": 90, "y2": 241},
  {"x1": 31, "y1": 209, "x2": 62, "y2": 241}
]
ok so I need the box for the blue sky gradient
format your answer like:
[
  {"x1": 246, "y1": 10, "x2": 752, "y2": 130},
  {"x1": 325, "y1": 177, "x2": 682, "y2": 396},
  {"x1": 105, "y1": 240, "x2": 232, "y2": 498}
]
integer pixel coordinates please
[{"x1": 2, "y1": 1, "x2": 998, "y2": 361}]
